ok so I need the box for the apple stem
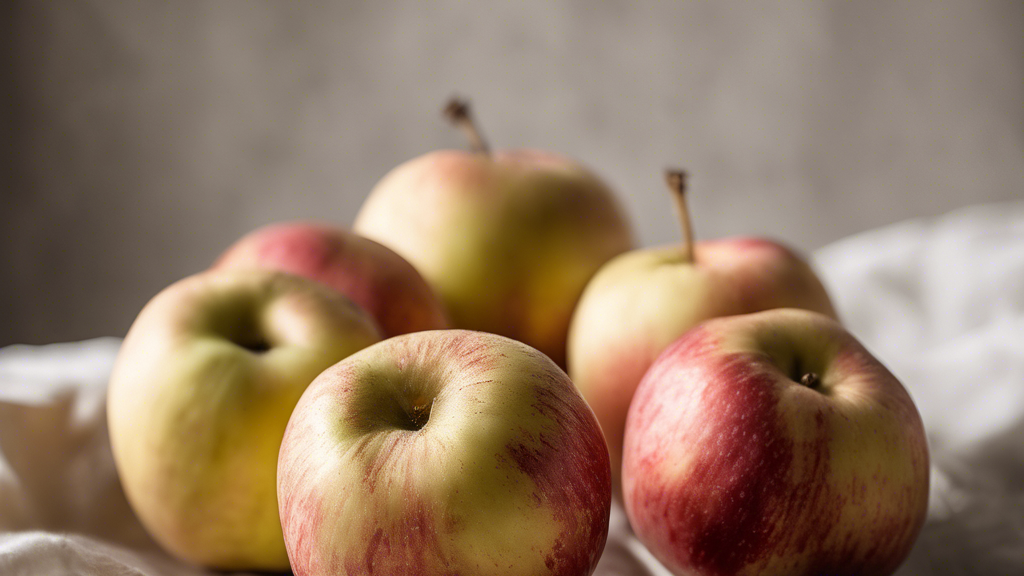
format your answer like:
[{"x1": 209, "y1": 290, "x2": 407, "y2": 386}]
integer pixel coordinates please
[
  {"x1": 665, "y1": 170, "x2": 695, "y2": 263},
  {"x1": 800, "y1": 372, "x2": 820, "y2": 389},
  {"x1": 444, "y1": 98, "x2": 490, "y2": 155}
]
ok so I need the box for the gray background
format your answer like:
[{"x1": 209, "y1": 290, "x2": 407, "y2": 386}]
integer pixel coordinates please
[{"x1": 4, "y1": 0, "x2": 1022, "y2": 346}]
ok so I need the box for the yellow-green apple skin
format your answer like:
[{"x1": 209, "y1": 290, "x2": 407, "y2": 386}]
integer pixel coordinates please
[
  {"x1": 567, "y1": 237, "x2": 837, "y2": 487},
  {"x1": 107, "y1": 270, "x2": 382, "y2": 570},
  {"x1": 622, "y1": 309, "x2": 929, "y2": 576},
  {"x1": 352, "y1": 149, "x2": 634, "y2": 367},
  {"x1": 277, "y1": 329, "x2": 612, "y2": 576},
  {"x1": 212, "y1": 221, "x2": 449, "y2": 338}
]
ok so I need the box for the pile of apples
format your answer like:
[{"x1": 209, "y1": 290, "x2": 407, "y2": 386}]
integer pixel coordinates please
[{"x1": 106, "y1": 100, "x2": 930, "y2": 576}]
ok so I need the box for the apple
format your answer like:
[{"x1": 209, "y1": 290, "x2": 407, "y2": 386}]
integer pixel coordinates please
[
  {"x1": 107, "y1": 269, "x2": 382, "y2": 570},
  {"x1": 353, "y1": 98, "x2": 634, "y2": 367},
  {"x1": 567, "y1": 170, "x2": 837, "y2": 487},
  {"x1": 622, "y1": 308, "x2": 930, "y2": 576},
  {"x1": 211, "y1": 221, "x2": 449, "y2": 338},
  {"x1": 277, "y1": 329, "x2": 612, "y2": 576}
]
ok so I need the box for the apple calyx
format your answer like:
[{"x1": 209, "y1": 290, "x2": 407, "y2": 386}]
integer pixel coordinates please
[
  {"x1": 444, "y1": 97, "x2": 490, "y2": 155},
  {"x1": 800, "y1": 371, "x2": 820, "y2": 389},
  {"x1": 665, "y1": 169, "x2": 695, "y2": 264},
  {"x1": 405, "y1": 397, "x2": 433, "y2": 431}
]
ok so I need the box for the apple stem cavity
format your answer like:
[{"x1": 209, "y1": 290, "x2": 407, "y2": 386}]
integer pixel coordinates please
[
  {"x1": 242, "y1": 337, "x2": 271, "y2": 354},
  {"x1": 228, "y1": 316, "x2": 272, "y2": 354},
  {"x1": 665, "y1": 170, "x2": 695, "y2": 264},
  {"x1": 444, "y1": 97, "x2": 490, "y2": 155},
  {"x1": 800, "y1": 372, "x2": 820, "y2": 389}
]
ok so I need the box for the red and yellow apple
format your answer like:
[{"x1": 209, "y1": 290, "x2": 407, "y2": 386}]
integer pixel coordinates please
[
  {"x1": 107, "y1": 269, "x2": 382, "y2": 570},
  {"x1": 277, "y1": 330, "x2": 612, "y2": 575},
  {"x1": 567, "y1": 171, "x2": 836, "y2": 486},
  {"x1": 212, "y1": 221, "x2": 448, "y2": 338},
  {"x1": 623, "y1": 308, "x2": 929, "y2": 576},
  {"x1": 353, "y1": 99, "x2": 633, "y2": 367}
]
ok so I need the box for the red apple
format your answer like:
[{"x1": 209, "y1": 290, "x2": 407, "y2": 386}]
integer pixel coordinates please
[
  {"x1": 212, "y1": 222, "x2": 449, "y2": 338},
  {"x1": 353, "y1": 99, "x2": 633, "y2": 367},
  {"x1": 568, "y1": 171, "x2": 836, "y2": 487},
  {"x1": 277, "y1": 330, "x2": 612, "y2": 575},
  {"x1": 623, "y1": 308, "x2": 930, "y2": 576}
]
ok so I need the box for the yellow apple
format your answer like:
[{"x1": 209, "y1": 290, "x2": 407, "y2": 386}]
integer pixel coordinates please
[
  {"x1": 353, "y1": 99, "x2": 633, "y2": 367},
  {"x1": 277, "y1": 330, "x2": 612, "y2": 575},
  {"x1": 107, "y1": 269, "x2": 381, "y2": 570}
]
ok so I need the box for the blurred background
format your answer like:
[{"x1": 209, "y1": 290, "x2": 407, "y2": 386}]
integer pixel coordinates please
[{"x1": 3, "y1": 0, "x2": 1022, "y2": 346}]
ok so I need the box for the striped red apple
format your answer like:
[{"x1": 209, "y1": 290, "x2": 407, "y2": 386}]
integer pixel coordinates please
[{"x1": 623, "y1": 308, "x2": 929, "y2": 576}]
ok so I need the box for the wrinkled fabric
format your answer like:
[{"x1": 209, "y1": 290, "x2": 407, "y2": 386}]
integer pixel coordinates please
[{"x1": 1, "y1": 201, "x2": 1022, "y2": 575}]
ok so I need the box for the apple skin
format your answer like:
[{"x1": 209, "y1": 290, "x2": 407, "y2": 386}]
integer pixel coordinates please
[
  {"x1": 277, "y1": 329, "x2": 612, "y2": 576},
  {"x1": 353, "y1": 149, "x2": 634, "y2": 367},
  {"x1": 622, "y1": 308, "x2": 930, "y2": 576},
  {"x1": 212, "y1": 221, "x2": 449, "y2": 338},
  {"x1": 567, "y1": 237, "x2": 837, "y2": 487},
  {"x1": 107, "y1": 269, "x2": 382, "y2": 570}
]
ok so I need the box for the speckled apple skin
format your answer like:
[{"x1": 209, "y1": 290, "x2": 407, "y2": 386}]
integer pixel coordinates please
[
  {"x1": 278, "y1": 330, "x2": 612, "y2": 576},
  {"x1": 213, "y1": 221, "x2": 449, "y2": 338},
  {"x1": 353, "y1": 149, "x2": 634, "y2": 368},
  {"x1": 622, "y1": 309, "x2": 929, "y2": 576},
  {"x1": 568, "y1": 238, "x2": 837, "y2": 488}
]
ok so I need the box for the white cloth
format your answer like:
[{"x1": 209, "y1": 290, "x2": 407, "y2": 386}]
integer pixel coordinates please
[
  {"x1": 2, "y1": 201, "x2": 1022, "y2": 575},
  {"x1": 811, "y1": 200, "x2": 1024, "y2": 575}
]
